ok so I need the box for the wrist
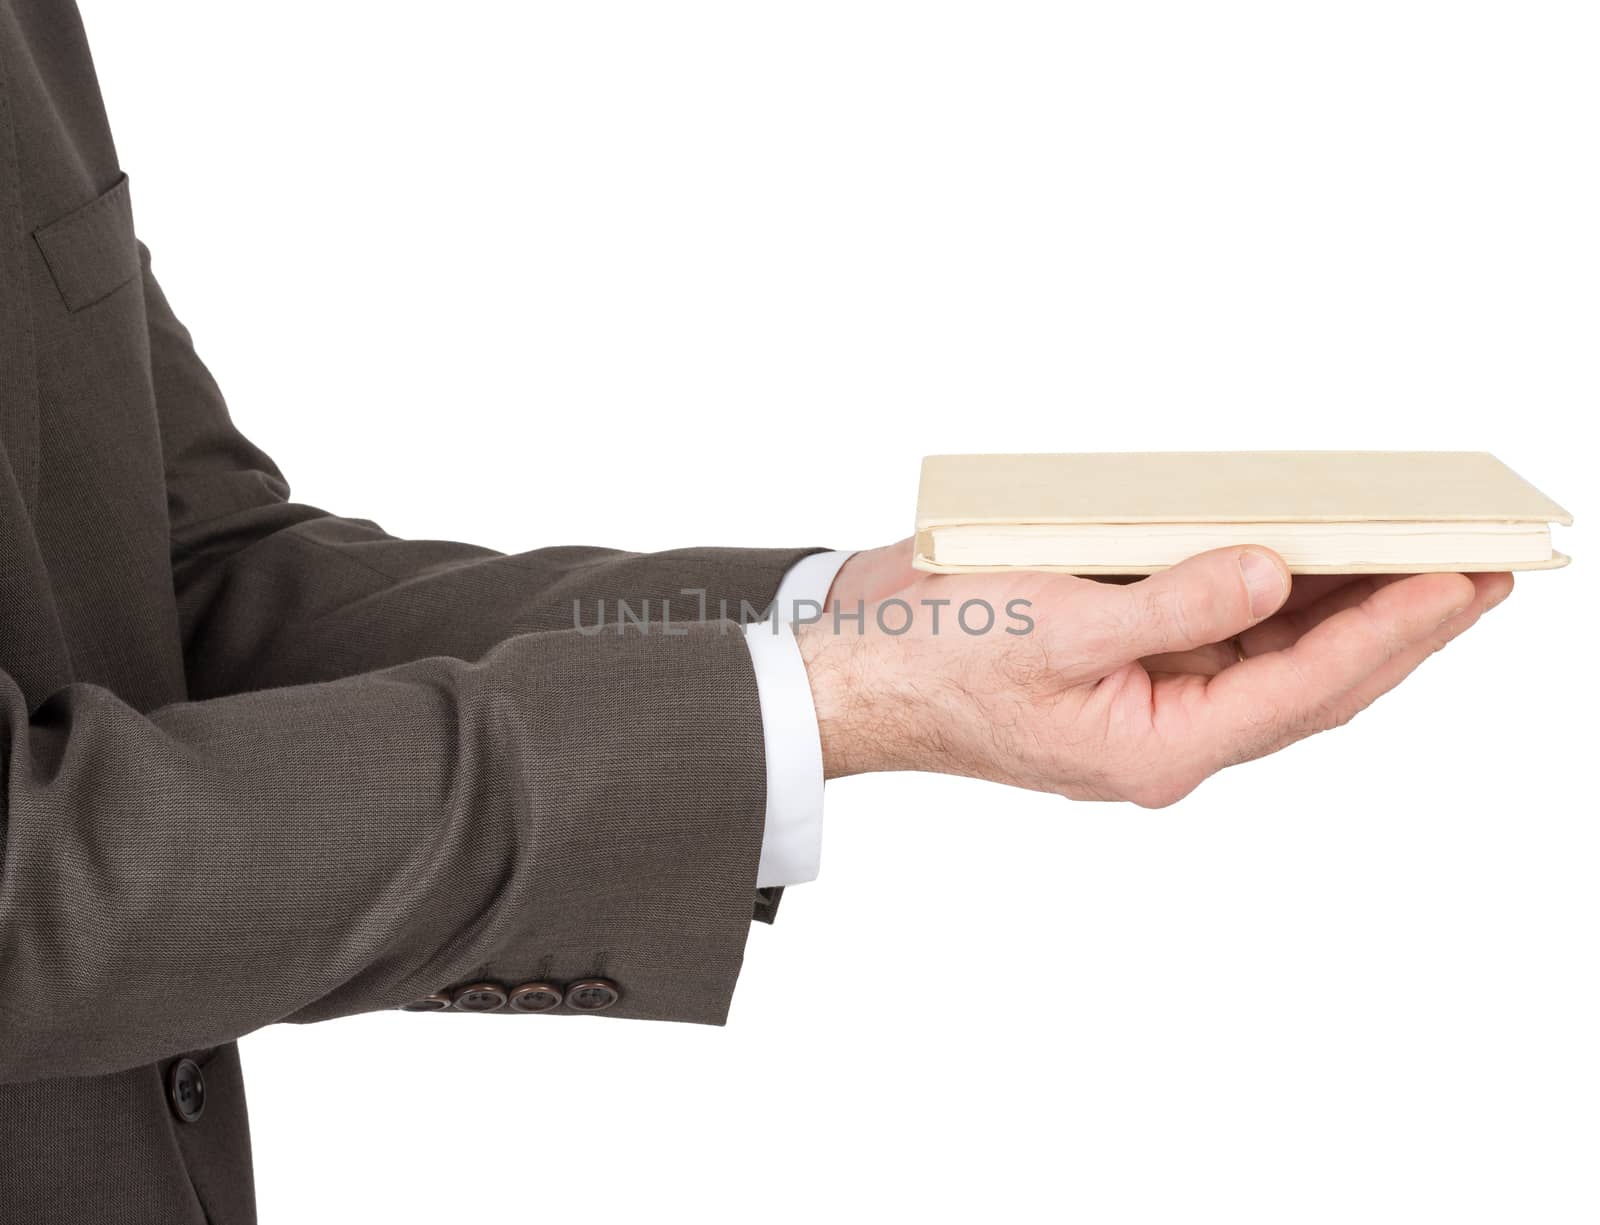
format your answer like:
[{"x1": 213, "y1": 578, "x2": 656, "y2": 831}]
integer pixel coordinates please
[
  {"x1": 796, "y1": 622, "x2": 865, "y2": 779},
  {"x1": 796, "y1": 619, "x2": 938, "y2": 779}
]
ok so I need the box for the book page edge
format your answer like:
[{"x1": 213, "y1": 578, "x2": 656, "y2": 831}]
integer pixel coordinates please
[{"x1": 912, "y1": 551, "x2": 1571, "y2": 576}]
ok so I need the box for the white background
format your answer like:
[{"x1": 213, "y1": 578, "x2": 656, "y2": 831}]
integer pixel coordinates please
[{"x1": 80, "y1": 3, "x2": 1594, "y2": 1222}]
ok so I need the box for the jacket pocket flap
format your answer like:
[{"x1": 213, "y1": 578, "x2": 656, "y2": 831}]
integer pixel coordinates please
[{"x1": 34, "y1": 173, "x2": 140, "y2": 312}]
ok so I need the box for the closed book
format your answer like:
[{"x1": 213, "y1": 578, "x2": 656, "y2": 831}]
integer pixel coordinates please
[{"x1": 913, "y1": 451, "x2": 1572, "y2": 574}]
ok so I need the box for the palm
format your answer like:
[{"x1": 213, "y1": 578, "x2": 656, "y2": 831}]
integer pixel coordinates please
[{"x1": 1034, "y1": 570, "x2": 1509, "y2": 804}]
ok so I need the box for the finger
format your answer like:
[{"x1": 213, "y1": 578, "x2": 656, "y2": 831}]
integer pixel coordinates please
[
  {"x1": 1140, "y1": 571, "x2": 1482, "y2": 677},
  {"x1": 1241, "y1": 571, "x2": 1515, "y2": 660},
  {"x1": 1320, "y1": 571, "x2": 1513, "y2": 727},
  {"x1": 1081, "y1": 546, "x2": 1291, "y2": 664},
  {"x1": 1140, "y1": 642, "x2": 1239, "y2": 676},
  {"x1": 1200, "y1": 571, "x2": 1477, "y2": 763},
  {"x1": 1278, "y1": 573, "x2": 1373, "y2": 615},
  {"x1": 1141, "y1": 574, "x2": 1412, "y2": 675},
  {"x1": 1237, "y1": 574, "x2": 1409, "y2": 657}
]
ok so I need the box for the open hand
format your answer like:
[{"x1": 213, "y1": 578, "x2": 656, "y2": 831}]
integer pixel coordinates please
[{"x1": 801, "y1": 540, "x2": 1511, "y2": 806}]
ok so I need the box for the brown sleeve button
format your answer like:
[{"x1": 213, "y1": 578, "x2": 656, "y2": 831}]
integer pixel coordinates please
[
  {"x1": 508, "y1": 982, "x2": 564, "y2": 1014},
  {"x1": 565, "y1": 978, "x2": 620, "y2": 1013},
  {"x1": 167, "y1": 1058, "x2": 206, "y2": 1123},
  {"x1": 398, "y1": 992, "x2": 453, "y2": 1013},
  {"x1": 451, "y1": 981, "x2": 509, "y2": 1013}
]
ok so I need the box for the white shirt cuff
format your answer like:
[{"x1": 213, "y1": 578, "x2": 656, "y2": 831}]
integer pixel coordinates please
[
  {"x1": 768, "y1": 549, "x2": 856, "y2": 627},
  {"x1": 742, "y1": 550, "x2": 855, "y2": 888}
]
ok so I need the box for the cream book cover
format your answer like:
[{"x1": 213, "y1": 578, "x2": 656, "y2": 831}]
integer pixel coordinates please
[{"x1": 913, "y1": 451, "x2": 1572, "y2": 575}]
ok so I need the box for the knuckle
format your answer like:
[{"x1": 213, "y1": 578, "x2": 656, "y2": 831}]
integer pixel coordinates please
[
  {"x1": 1077, "y1": 599, "x2": 1141, "y2": 662},
  {"x1": 1326, "y1": 707, "x2": 1358, "y2": 731},
  {"x1": 1354, "y1": 603, "x2": 1404, "y2": 664},
  {"x1": 995, "y1": 634, "x2": 1055, "y2": 693},
  {"x1": 1317, "y1": 698, "x2": 1362, "y2": 732},
  {"x1": 1122, "y1": 766, "x2": 1202, "y2": 810},
  {"x1": 1154, "y1": 585, "x2": 1197, "y2": 651},
  {"x1": 1112, "y1": 586, "x2": 1181, "y2": 656},
  {"x1": 1141, "y1": 578, "x2": 1227, "y2": 654},
  {"x1": 1240, "y1": 694, "x2": 1287, "y2": 733},
  {"x1": 1179, "y1": 582, "x2": 1225, "y2": 645},
  {"x1": 1062, "y1": 593, "x2": 1143, "y2": 668}
]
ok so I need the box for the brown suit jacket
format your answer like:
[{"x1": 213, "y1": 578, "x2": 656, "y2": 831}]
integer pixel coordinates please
[{"x1": 0, "y1": 4, "x2": 815, "y2": 1220}]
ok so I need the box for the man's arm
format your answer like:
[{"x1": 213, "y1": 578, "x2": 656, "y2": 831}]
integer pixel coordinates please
[
  {"x1": 1, "y1": 252, "x2": 827, "y2": 1086},
  {"x1": 0, "y1": 617, "x2": 771, "y2": 1084},
  {"x1": 2, "y1": 249, "x2": 1504, "y2": 1091}
]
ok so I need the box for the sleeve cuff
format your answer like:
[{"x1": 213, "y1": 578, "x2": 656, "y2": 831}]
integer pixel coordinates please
[
  {"x1": 741, "y1": 550, "x2": 855, "y2": 888},
  {"x1": 768, "y1": 550, "x2": 856, "y2": 625}
]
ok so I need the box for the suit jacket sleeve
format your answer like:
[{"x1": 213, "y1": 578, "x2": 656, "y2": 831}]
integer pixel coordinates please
[{"x1": 0, "y1": 254, "x2": 816, "y2": 1085}]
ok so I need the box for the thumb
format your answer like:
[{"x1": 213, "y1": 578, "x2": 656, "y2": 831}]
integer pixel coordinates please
[{"x1": 1094, "y1": 547, "x2": 1291, "y2": 662}]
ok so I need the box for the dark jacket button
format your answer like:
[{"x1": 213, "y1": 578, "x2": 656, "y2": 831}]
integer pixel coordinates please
[
  {"x1": 565, "y1": 979, "x2": 620, "y2": 1012},
  {"x1": 508, "y1": 982, "x2": 564, "y2": 1013},
  {"x1": 168, "y1": 1058, "x2": 206, "y2": 1123},
  {"x1": 451, "y1": 981, "x2": 508, "y2": 1013},
  {"x1": 398, "y1": 992, "x2": 453, "y2": 1012}
]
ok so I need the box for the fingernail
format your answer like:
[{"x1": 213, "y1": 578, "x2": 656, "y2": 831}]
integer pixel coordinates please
[{"x1": 1238, "y1": 549, "x2": 1286, "y2": 619}]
